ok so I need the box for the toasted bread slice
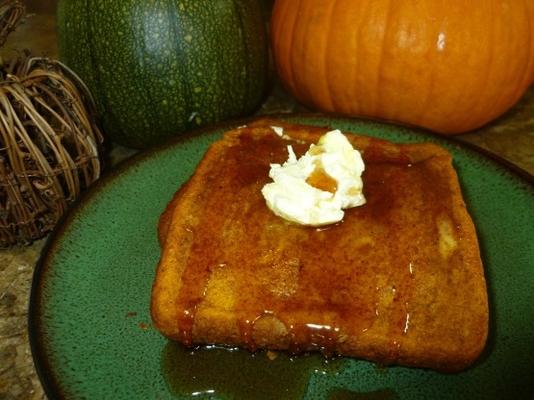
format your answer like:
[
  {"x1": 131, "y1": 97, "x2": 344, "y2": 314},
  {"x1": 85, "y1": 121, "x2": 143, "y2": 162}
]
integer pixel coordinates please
[{"x1": 151, "y1": 119, "x2": 488, "y2": 372}]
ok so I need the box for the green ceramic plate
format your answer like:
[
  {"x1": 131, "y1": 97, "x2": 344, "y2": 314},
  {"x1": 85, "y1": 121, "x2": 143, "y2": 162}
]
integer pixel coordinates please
[{"x1": 29, "y1": 116, "x2": 534, "y2": 400}]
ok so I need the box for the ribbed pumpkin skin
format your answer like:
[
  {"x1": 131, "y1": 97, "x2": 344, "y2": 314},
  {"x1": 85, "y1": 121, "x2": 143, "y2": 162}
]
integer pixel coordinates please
[
  {"x1": 58, "y1": 0, "x2": 268, "y2": 148},
  {"x1": 271, "y1": 0, "x2": 534, "y2": 134}
]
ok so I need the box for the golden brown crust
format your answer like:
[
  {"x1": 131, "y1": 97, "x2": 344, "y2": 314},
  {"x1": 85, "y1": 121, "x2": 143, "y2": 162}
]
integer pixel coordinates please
[{"x1": 151, "y1": 118, "x2": 488, "y2": 373}]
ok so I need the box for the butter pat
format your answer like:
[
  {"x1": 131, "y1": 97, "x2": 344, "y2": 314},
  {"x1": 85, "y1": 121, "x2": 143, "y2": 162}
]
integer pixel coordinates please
[
  {"x1": 271, "y1": 126, "x2": 284, "y2": 137},
  {"x1": 270, "y1": 125, "x2": 293, "y2": 141},
  {"x1": 261, "y1": 130, "x2": 366, "y2": 226}
]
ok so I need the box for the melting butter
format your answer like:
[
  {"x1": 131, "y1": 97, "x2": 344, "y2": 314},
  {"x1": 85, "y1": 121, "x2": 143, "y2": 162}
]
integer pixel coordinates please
[{"x1": 261, "y1": 129, "x2": 366, "y2": 226}]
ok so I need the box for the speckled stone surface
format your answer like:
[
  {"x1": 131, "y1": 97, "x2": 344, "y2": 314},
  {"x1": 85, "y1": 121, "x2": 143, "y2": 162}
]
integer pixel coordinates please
[
  {"x1": 0, "y1": 2, "x2": 533, "y2": 400},
  {"x1": 0, "y1": 240, "x2": 46, "y2": 400},
  {"x1": 459, "y1": 87, "x2": 534, "y2": 176}
]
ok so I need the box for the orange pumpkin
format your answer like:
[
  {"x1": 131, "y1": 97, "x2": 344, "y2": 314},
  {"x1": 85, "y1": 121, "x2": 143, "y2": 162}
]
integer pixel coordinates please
[{"x1": 271, "y1": 0, "x2": 534, "y2": 134}]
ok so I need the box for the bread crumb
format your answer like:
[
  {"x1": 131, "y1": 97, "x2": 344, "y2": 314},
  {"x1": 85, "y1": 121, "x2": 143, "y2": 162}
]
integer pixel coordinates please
[{"x1": 266, "y1": 350, "x2": 279, "y2": 360}]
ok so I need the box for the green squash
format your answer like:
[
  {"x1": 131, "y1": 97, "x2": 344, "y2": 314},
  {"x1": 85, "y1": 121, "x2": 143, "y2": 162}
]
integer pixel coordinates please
[{"x1": 57, "y1": 0, "x2": 268, "y2": 148}]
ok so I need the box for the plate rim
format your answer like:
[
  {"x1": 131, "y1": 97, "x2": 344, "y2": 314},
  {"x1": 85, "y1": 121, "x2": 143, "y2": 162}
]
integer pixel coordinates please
[{"x1": 27, "y1": 113, "x2": 534, "y2": 399}]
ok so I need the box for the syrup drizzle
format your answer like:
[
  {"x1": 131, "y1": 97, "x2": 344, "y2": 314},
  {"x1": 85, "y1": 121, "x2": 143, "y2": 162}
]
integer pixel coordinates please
[{"x1": 306, "y1": 163, "x2": 338, "y2": 193}]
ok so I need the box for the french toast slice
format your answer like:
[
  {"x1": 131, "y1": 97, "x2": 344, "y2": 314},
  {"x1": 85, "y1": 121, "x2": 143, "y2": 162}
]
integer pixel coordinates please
[{"x1": 151, "y1": 119, "x2": 488, "y2": 373}]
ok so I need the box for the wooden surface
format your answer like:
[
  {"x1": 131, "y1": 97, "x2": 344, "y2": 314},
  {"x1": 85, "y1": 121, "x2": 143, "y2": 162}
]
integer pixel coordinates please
[{"x1": 0, "y1": 1, "x2": 533, "y2": 399}]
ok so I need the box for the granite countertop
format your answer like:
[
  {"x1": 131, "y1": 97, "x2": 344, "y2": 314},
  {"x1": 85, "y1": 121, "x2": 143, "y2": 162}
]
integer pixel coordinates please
[{"x1": 1, "y1": 2, "x2": 533, "y2": 400}]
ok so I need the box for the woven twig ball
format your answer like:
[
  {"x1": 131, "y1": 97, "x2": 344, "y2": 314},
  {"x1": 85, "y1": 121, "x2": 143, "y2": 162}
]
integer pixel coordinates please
[
  {"x1": 0, "y1": 0, "x2": 24, "y2": 47},
  {"x1": 0, "y1": 54, "x2": 104, "y2": 247}
]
